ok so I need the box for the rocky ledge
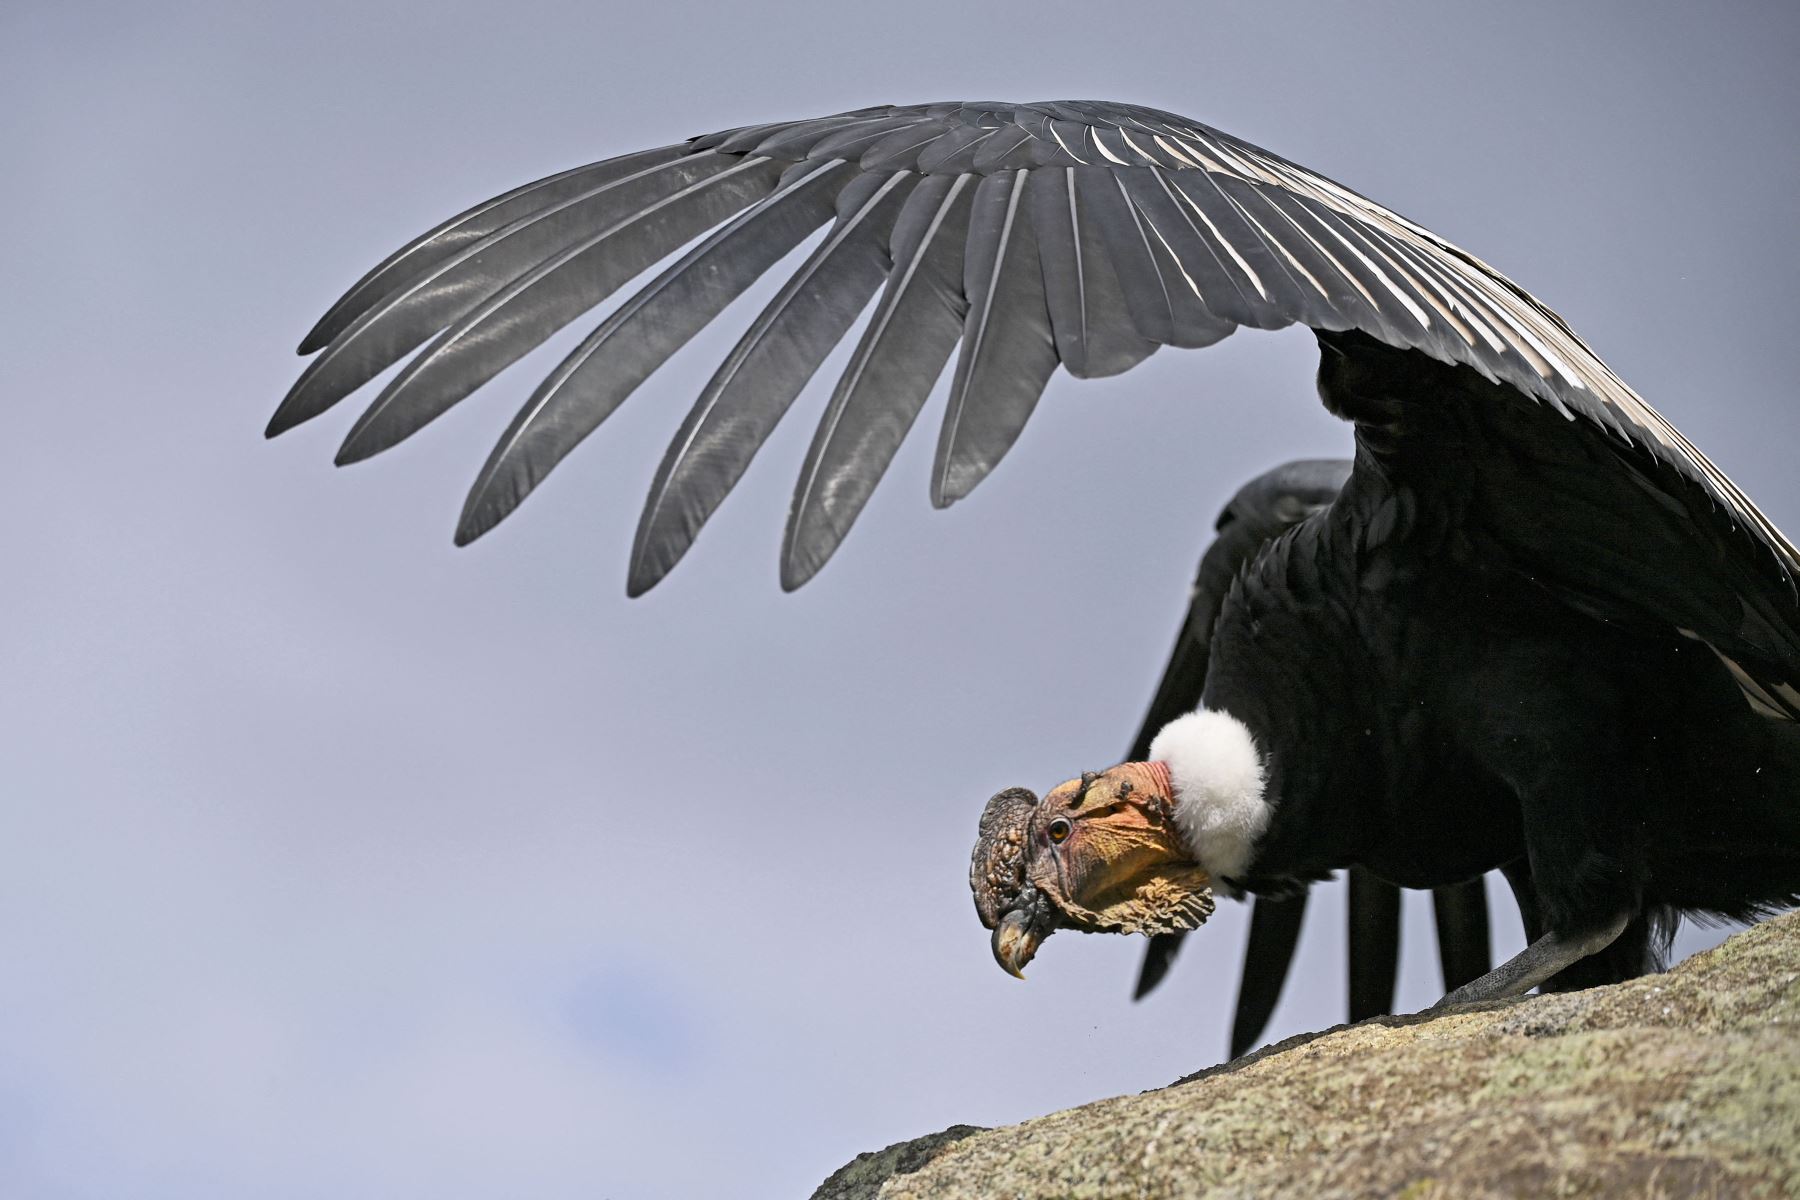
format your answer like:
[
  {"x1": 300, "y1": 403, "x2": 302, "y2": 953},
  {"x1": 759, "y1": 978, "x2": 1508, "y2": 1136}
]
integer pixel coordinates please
[{"x1": 815, "y1": 911, "x2": 1800, "y2": 1199}]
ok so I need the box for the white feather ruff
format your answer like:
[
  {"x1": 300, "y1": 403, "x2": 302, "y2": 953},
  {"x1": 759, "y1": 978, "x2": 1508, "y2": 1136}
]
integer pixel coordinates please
[{"x1": 1149, "y1": 709, "x2": 1270, "y2": 884}]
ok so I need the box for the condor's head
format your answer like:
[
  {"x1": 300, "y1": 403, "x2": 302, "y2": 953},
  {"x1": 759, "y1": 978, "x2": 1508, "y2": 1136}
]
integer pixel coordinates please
[
  {"x1": 970, "y1": 763, "x2": 1215, "y2": 978},
  {"x1": 968, "y1": 712, "x2": 1269, "y2": 977}
]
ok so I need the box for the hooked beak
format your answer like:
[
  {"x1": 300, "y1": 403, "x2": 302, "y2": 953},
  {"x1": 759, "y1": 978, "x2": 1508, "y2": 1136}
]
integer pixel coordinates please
[
  {"x1": 989, "y1": 885, "x2": 1060, "y2": 979},
  {"x1": 991, "y1": 909, "x2": 1043, "y2": 979}
]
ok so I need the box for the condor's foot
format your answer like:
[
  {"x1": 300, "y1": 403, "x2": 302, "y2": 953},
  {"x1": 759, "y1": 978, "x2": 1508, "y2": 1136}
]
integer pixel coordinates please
[{"x1": 1431, "y1": 910, "x2": 1631, "y2": 1009}]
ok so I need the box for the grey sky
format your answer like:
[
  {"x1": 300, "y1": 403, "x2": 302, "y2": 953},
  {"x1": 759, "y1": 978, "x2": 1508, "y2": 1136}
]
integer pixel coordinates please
[{"x1": 6, "y1": 1, "x2": 1798, "y2": 1196}]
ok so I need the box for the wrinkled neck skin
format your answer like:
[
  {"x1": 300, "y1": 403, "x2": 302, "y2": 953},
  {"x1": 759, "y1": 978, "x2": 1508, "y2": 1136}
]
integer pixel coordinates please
[{"x1": 1197, "y1": 494, "x2": 1388, "y2": 893}]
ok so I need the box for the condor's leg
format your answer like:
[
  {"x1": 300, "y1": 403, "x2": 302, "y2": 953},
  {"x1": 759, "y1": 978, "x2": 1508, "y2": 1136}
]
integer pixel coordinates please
[
  {"x1": 1437, "y1": 655, "x2": 1647, "y2": 1008},
  {"x1": 1433, "y1": 909, "x2": 1629, "y2": 1007},
  {"x1": 1432, "y1": 764, "x2": 1640, "y2": 1007}
]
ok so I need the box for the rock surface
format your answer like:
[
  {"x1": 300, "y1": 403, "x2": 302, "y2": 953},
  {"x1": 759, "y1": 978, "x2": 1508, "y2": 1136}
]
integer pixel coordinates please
[{"x1": 815, "y1": 912, "x2": 1800, "y2": 1199}]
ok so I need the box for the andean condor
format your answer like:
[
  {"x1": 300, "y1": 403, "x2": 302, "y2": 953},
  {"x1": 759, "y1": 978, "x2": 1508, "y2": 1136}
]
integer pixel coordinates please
[{"x1": 273, "y1": 100, "x2": 1800, "y2": 1021}]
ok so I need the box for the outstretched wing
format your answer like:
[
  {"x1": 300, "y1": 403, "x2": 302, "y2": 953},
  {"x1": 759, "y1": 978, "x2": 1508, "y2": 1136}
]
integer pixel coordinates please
[
  {"x1": 274, "y1": 100, "x2": 1800, "y2": 597},
  {"x1": 1120, "y1": 459, "x2": 1494, "y2": 1056}
]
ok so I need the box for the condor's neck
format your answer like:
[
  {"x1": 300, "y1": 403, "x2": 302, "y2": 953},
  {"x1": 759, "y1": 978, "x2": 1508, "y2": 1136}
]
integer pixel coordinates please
[{"x1": 1196, "y1": 507, "x2": 1387, "y2": 888}]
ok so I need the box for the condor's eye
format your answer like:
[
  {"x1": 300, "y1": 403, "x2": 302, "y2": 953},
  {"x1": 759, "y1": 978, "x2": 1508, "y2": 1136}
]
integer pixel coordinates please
[{"x1": 1047, "y1": 818, "x2": 1072, "y2": 844}]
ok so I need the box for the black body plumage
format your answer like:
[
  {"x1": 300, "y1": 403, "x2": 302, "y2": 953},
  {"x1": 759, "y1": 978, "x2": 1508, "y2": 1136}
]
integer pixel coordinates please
[
  {"x1": 1208, "y1": 336, "x2": 1800, "y2": 956},
  {"x1": 275, "y1": 99, "x2": 1800, "y2": 1040},
  {"x1": 1122, "y1": 458, "x2": 1497, "y2": 1054}
]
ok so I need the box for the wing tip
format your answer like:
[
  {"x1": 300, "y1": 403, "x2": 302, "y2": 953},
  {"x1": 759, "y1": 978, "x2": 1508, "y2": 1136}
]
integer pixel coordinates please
[
  {"x1": 452, "y1": 507, "x2": 493, "y2": 548},
  {"x1": 1132, "y1": 931, "x2": 1182, "y2": 1000},
  {"x1": 267, "y1": 362, "x2": 342, "y2": 439},
  {"x1": 450, "y1": 527, "x2": 479, "y2": 549},
  {"x1": 264, "y1": 403, "x2": 306, "y2": 440},
  {"x1": 625, "y1": 520, "x2": 676, "y2": 598},
  {"x1": 335, "y1": 391, "x2": 420, "y2": 465},
  {"x1": 624, "y1": 564, "x2": 662, "y2": 599},
  {"x1": 333, "y1": 429, "x2": 379, "y2": 467},
  {"x1": 778, "y1": 548, "x2": 824, "y2": 593},
  {"x1": 928, "y1": 475, "x2": 965, "y2": 511},
  {"x1": 779, "y1": 515, "x2": 838, "y2": 593}
]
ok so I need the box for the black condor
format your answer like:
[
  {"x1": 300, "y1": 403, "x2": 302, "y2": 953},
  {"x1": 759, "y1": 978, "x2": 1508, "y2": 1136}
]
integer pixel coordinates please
[{"x1": 273, "y1": 100, "x2": 1800, "y2": 1031}]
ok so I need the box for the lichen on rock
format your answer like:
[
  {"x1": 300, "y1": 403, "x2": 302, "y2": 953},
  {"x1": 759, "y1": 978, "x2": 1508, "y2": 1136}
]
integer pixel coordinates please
[
  {"x1": 809, "y1": 1125, "x2": 986, "y2": 1200},
  {"x1": 817, "y1": 912, "x2": 1800, "y2": 1199}
]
